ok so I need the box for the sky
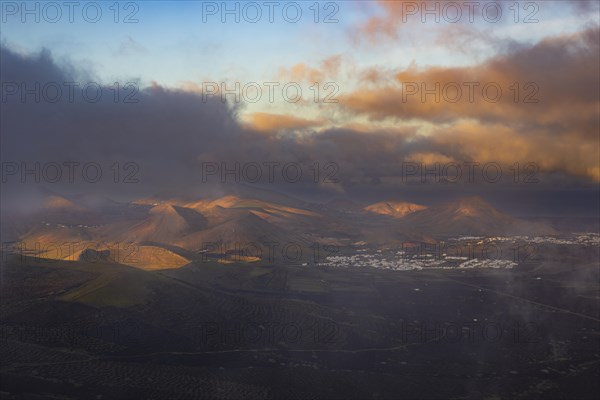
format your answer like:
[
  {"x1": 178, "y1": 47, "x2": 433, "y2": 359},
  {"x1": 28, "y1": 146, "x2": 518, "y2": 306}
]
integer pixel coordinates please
[{"x1": 1, "y1": 1, "x2": 599, "y2": 213}]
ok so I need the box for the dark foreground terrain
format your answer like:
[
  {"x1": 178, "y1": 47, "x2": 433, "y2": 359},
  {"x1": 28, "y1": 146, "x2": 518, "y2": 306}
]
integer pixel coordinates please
[{"x1": 1, "y1": 244, "x2": 599, "y2": 399}]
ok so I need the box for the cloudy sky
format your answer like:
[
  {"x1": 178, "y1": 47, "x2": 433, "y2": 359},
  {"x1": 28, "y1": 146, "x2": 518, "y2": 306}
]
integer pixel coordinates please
[{"x1": 1, "y1": 1, "x2": 599, "y2": 214}]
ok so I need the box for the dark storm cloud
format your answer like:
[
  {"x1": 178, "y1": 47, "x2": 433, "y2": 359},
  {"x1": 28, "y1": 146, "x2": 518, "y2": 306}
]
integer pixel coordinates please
[{"x1": 1, "y1": 44, "x2": 251, "y2": 198}]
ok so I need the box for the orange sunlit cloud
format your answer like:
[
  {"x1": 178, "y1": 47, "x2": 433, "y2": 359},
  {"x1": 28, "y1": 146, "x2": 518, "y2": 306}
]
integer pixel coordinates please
[{"x1": 244, "y1": 112, "x2": 327, "y2": 132}]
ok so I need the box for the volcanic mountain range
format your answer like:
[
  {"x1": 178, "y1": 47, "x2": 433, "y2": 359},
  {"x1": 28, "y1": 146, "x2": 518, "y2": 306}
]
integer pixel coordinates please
[{"x1": 1, "y1": 187, "x2": 556, "y2": 269}]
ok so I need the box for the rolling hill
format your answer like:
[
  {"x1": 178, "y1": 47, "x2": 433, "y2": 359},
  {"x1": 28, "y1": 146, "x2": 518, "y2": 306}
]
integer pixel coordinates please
[
  {"x1": 364, "y1": 201, "x2": 427, "y2": 218},
  {"x1": 398, "y1": 196, "x2": 556, "y2": 237}
]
